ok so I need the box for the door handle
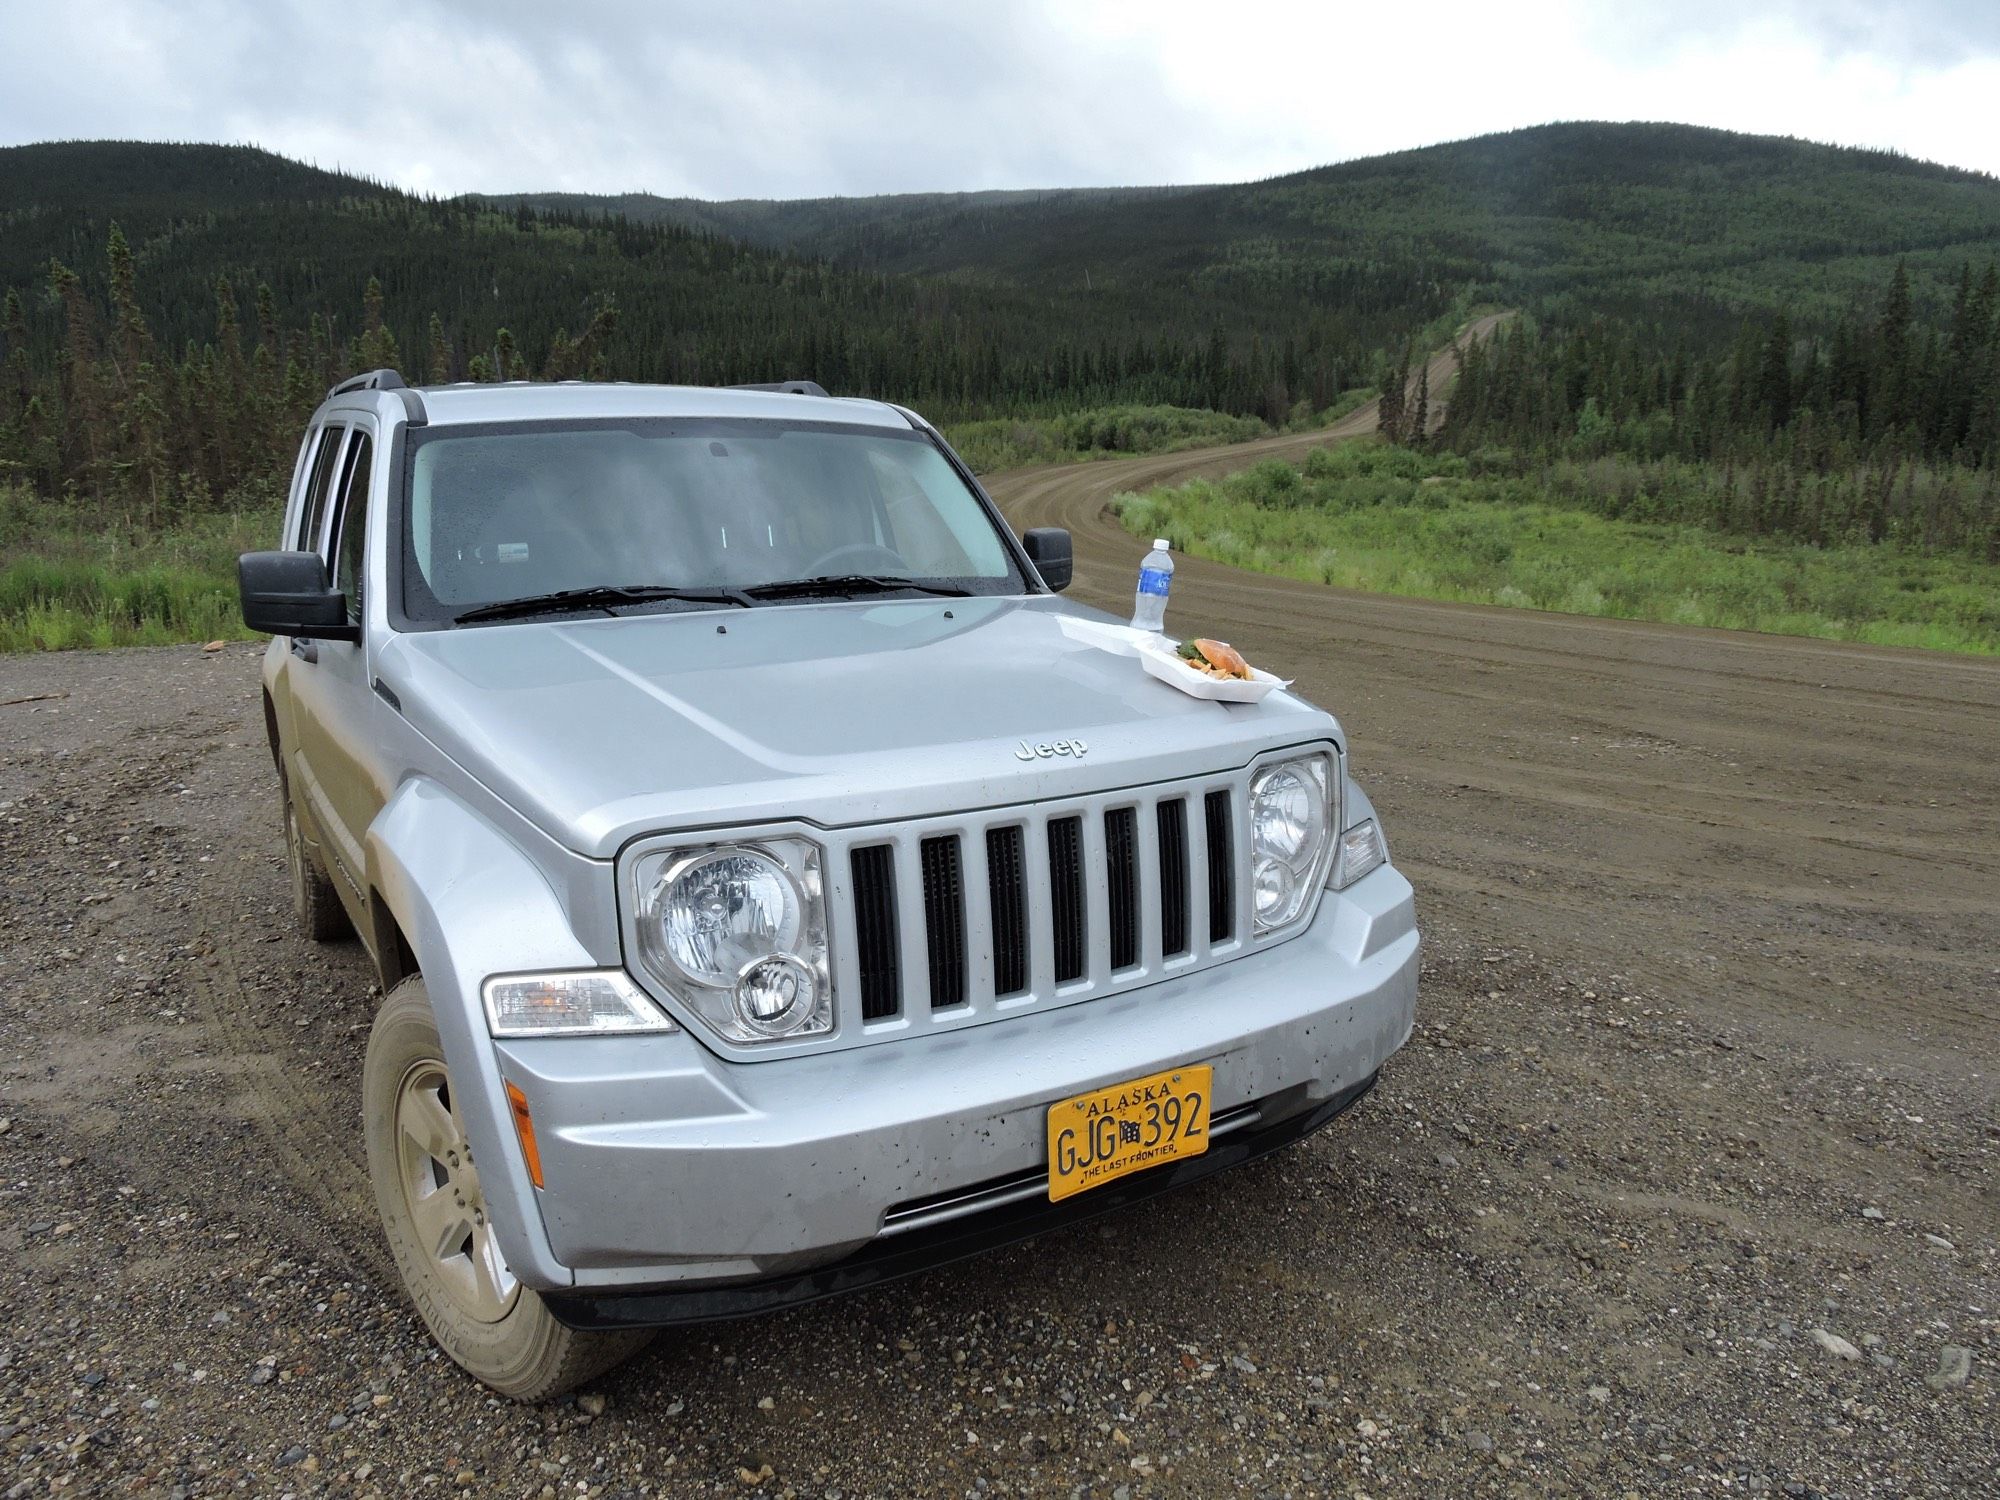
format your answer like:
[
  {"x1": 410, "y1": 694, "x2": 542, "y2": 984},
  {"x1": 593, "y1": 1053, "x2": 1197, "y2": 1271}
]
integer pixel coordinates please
[{"x1": 289, "y1": 637, "x2": 318, "y2": 665}]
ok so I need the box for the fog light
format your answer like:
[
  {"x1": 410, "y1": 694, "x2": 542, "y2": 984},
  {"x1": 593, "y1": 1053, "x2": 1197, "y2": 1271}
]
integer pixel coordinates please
[
  {"x1": 1331, "y1": 820, "x2": 1387, "y2": 889},
  {"x1": 734, "y1": 954, "x2": 818, "y2": 1037},
  {"x1": 1253, "y1": 856, "x2": 1295, "y2": 919}
]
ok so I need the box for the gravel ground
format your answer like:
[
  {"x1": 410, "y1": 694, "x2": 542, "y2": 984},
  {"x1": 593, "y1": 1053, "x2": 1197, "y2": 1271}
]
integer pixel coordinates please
[{"x1": 1, "y1": 607, "x2": 1995, "y2": 1497}]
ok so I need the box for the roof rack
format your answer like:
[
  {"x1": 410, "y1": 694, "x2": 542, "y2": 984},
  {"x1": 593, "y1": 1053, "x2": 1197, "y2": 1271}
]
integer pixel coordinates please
[
  {"x1": 327, "y1": 368, "x2": 407, "y2": 399},
  {"x1": 732, "y1": 379, "x2": 831, "y2": 398},
  {"x1": 326, "y1": 368, "x2": 426, "y2": 426}
]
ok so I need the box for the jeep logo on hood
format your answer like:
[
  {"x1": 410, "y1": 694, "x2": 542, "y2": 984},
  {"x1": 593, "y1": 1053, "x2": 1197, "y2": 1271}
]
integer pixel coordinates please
[{"x1": 1015, "y1": 738, "x2": 1088, "y2": 762}]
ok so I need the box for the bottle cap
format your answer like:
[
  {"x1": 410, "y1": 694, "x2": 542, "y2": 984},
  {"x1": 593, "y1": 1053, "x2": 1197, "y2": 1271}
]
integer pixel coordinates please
[{"x1": 1152, "y1": 538, "x2": 1170, "y2": 550}]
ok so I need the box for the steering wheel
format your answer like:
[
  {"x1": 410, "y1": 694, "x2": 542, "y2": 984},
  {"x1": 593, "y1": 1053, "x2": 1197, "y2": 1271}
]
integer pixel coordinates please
[{"x1": 802, "y1": 541, "x2": 909, "y2": 576}]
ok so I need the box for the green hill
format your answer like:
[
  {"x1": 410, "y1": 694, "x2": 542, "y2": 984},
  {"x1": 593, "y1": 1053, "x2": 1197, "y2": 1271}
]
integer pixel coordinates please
[
  {"x1": 480, "y1": 184, "x2": 1204, "y2": 259},
  {"x1": 0, "y1": 140, "x2": 1394, "y2": 420},
  {"x1": 486, "y1": 122, "x2": 2000, "y2": 337}
]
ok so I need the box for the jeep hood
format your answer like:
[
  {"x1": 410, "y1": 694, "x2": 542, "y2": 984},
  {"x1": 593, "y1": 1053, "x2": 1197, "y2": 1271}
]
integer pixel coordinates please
[{"x1": 379, "y1": 597, "x2": 1341, "y2": 859}]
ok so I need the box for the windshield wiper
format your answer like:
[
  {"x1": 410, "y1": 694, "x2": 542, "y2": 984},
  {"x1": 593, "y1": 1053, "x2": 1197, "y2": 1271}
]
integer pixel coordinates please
[
  {"x1": 741, "y1": 574, "x2": 976, "y2": 602},
  {"x1": 454, "y1": 584, "x2": 753, "y2": 624}
]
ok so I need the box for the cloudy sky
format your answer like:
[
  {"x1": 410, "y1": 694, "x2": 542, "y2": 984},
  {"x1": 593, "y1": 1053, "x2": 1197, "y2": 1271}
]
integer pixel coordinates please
[{"x1": 5, "y1": 0, "x2": 1998, "y2": 199}]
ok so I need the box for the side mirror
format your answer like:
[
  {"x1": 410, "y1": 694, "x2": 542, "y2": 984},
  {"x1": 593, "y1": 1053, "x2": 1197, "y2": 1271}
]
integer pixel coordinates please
[
  {"x1": 1022, "y1": 527, "x2": 1073, "y2": 592},
  {"x1": 238, "y1": 551, "x2": 359, "y2": 641}
]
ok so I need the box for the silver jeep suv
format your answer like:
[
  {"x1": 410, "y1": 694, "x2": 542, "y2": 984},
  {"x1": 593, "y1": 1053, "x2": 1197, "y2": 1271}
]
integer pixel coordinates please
[{"x1": 239, "y1": 371, "x2": 1419, "y2": 1398}]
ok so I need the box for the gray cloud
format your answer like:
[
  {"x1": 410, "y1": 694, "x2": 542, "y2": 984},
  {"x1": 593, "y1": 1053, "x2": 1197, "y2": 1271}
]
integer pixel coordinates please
[
  {"x1": 0, "y1": 0, "x2": 1231, "y2": 196},
  {"x1": 3, "y1": 0, "x2": 1997, "y2": 197},
  {"x1": 1581, "y1": 0, "x2": 2000, "y2": 71}
]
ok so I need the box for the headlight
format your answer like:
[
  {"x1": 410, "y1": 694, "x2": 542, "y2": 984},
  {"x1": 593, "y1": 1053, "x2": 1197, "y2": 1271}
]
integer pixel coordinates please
[
  {"x1": 634, "y1": 840, "x2": 832, "y2": 1043},
  {"x1": 483, "y1": 970, "x2": 676, "y2": 1037},
  {"x1": 1249, "y1": 753, "x2": 1336, "y2": 934}
]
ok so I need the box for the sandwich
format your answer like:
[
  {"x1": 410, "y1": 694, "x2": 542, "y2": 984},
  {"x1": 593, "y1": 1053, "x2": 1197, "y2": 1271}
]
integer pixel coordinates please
[{"x1": 1176, "y1": 637, "x2": 1253, "y2": 680}]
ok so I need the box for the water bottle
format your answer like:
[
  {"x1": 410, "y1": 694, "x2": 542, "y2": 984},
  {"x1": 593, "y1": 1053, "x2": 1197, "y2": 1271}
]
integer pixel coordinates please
[{"x1": 1131, "y1": 538, "x2": 1174, "y2": 633}]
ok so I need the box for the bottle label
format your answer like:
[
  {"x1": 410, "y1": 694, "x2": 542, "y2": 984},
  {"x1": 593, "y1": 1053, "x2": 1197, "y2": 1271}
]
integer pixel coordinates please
[{"x1": 1138, "y1": 569, "x2": 1171, "y2": 596}]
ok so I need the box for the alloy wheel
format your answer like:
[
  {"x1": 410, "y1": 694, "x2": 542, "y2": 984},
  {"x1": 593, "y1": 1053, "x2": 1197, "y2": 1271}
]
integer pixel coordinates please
[{"x1": 392, "y1": 1059, "x2": 520, "y2": 1323}]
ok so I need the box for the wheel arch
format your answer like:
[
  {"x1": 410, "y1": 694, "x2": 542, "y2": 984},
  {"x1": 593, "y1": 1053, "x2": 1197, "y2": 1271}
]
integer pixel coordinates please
[
  {"x1": 363, "y1": 778, "x2": 591, "y2": 1291},
  {"x1": 368, "y1": 896, "x2": 421, "y2": 993}
]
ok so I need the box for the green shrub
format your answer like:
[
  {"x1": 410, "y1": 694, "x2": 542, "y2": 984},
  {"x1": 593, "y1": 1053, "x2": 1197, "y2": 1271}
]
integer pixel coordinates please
[
  {"x1": 0, "y1": 485, "x2": 277, "y2": 651},
  {"x1": 1114, "y1": 447, "x2": 2000, "y2": 654}
]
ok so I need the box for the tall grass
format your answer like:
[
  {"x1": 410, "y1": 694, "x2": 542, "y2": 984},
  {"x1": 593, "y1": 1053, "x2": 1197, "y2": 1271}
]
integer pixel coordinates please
[
  {"x1": 1112, "y1": 444, "x2": 2000, "y2": 654},
  {"x1": 0, "y1": 487, "x2": 278, "y2": 652}
]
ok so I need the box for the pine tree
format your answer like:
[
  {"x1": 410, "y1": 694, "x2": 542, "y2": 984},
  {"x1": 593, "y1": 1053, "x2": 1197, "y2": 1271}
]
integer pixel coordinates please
[
  {"x1": 3, "y1": 289, "x2": 31, "y2": 417},
  {"x1": 105, "y1": 223, "x2": 153, "y2": 381},
  {"x1": 48, "y1": 260, "x2": 108, "y2": 487},
  {"x1": 1875, "y1": 261, "x2": 1913, "y2": 439},
  {"x1": 575, "y1": 298, "x2": 619, "y2": 379},
  {"x1": 425, "y1": 313, "x2": 451, "y2": 384},
  {"x1": 126, "y1": 361, "x2": 170, "y2": 524},
  {"x1": 1378, "y1": 346, "x2": 1409, "y2": 444},
  {"x1": 1758, "y1": 312, "x2": 1792, "y2": 432},
  {"x1": 1410, "y1": 362, "x2": 1430, "y2": 444},
  {"x1": 358, "y1": 276, "x2": 402, "y2": 371}
]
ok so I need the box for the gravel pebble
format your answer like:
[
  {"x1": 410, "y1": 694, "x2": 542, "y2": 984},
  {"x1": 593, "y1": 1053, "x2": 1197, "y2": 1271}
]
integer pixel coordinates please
[{"x1": 1927, "y1": 1347, "x2": 1974, "y2": 1391}]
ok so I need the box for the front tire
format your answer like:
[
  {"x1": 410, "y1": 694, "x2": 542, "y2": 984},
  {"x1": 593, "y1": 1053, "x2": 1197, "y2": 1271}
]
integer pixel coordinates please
[{"x1": 363, "y1": 977, "x2": 652, "y2": 1399}]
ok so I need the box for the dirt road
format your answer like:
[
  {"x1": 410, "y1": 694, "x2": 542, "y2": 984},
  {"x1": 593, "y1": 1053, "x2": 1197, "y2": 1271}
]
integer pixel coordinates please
[{"x1": 2, "y1": 361, "x2": 1995, "y2": 1494}]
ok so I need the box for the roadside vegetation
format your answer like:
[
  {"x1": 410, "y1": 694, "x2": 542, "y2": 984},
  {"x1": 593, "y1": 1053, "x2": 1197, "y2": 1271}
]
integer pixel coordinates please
[
  {"x1": 0, "y1": 484, "x2": 270, "y2": 651},
  {"x1": 1418, "y1": 274, "x2": 2000, "y2": 553},
  {"x1": 1114, "y1": 445, "x2": 2000, "y2": 654}
]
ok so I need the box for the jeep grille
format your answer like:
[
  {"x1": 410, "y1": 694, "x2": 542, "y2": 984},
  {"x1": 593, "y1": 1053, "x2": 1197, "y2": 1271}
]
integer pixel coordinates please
[{"x1": 841, "y1": 775, "x2": 1259, "y2": 1028}]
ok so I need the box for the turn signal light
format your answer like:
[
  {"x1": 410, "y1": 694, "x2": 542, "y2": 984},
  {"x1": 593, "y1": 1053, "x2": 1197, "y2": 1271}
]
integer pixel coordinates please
[{"x1": 505, "y1": 1080, "x2": 545, "y2": 1189}]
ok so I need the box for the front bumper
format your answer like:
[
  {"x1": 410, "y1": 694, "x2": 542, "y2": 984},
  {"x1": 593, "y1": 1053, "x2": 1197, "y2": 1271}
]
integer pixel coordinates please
[
  {"x1": 546, "y1": 1071, "x2": 1379, "y2": 1328},
  {"x1": 494, "y1": 863, "x2": 1418, "y2": 1297}
]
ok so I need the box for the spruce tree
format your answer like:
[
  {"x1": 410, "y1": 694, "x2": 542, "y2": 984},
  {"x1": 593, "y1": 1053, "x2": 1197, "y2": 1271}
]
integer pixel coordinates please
[
  {"x1": 3, "y1": 289, "x2": 31, "y2": 417},
  {"x1": 359, "y1": 276, "x2": 402, "y2": 371},
  {"x1": 47, "y1": 260, "x2": 107, "y2": 486},
  {"x1": 425, "y1": 313, "x2": 450, "y2": 384},
  {"x1": 1378, "y1": 347, "x2": 1409, "y2": 444},
  {"x1": 1759, "y1": 313, "x2": 1792, "y2": 432},
  {"x1": 1875, "y1": 261, "x2": 1913, "y2": 439},
  {"x1": 105, "y1": 223, "x2": 153, "y2": 380}
]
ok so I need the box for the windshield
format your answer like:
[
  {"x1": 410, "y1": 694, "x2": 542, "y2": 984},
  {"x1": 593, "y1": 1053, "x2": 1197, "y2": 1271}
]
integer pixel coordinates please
[{"x1": 397, "y1": 418, "x2": 1024, "y2": 623}]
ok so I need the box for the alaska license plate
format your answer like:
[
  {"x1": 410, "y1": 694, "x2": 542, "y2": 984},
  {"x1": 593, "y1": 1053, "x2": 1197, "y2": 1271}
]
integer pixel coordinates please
[{"x1": 1046, "y1": 1065, "x2": 1212, "y2": 1202}]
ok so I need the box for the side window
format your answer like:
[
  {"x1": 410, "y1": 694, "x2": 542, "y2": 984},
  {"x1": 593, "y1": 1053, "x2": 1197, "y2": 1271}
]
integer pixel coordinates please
[
  {"x1": 295, "y1": 425, "x2": 347, "y2": 553},
  {"x1": 332, "y1": 432, "x2": 375, "y2": 622}
]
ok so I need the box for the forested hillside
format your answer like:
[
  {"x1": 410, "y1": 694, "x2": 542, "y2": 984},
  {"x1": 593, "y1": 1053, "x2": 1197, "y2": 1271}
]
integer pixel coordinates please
[
  {"x1": 483, "y1": 184, "x2": 1204, "y2": 259},
  {"x1": 487, "y1": 123, "x2": 2000, "y2": 337},
  {"x1": 0, "y1": 140, "x2": 1408, "y2": 514},
  {"x1": 3, "y1": 126, "x2": 1998, "y2": 609}
]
